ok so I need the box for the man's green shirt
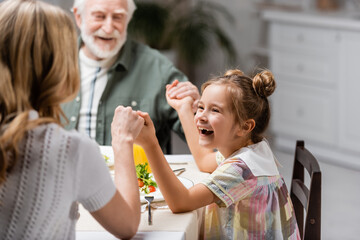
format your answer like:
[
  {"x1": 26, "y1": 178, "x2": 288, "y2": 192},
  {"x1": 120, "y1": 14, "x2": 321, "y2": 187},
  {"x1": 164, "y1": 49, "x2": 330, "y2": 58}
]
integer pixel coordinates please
[{"x1": 62, "y1": 39, "x2": 187, "y2": 152}]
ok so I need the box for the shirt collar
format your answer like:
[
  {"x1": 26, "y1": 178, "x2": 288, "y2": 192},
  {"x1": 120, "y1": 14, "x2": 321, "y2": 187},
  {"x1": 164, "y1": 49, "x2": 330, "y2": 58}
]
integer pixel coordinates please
[
  {"x1": 110, "y1": 38, "x2": 133, "y2": 72},
  {"x1": 224, "y1": 139, "x2": 280, "y2": 177}
]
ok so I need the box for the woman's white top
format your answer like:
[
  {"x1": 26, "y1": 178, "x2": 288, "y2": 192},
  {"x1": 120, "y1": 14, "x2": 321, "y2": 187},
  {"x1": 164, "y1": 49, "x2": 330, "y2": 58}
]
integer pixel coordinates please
[{"x1": 0, "y1": 111, "x2": 116, "y2": 240}]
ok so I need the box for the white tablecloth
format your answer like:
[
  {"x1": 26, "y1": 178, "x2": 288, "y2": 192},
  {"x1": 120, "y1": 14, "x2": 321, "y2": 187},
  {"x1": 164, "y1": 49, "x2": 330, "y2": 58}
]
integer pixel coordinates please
[
  {"x1": 76, "y1": 155, "x2": 209, "y2": 240},
  {"x1": 77, "y1": 231, "x2": 185, "y2": 240}
]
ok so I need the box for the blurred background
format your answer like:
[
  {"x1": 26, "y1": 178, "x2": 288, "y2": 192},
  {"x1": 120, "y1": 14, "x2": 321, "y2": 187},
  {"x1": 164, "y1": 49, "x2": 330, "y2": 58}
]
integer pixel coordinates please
[{"x1": 2, "y1": 0, "x2": 359, "y2": 239}]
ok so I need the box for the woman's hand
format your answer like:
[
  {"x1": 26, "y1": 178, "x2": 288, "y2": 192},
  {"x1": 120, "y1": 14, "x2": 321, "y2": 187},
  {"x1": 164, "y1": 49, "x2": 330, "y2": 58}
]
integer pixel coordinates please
[{"x1": 111, "y1": 106, "x2": 144, "y2": 149}]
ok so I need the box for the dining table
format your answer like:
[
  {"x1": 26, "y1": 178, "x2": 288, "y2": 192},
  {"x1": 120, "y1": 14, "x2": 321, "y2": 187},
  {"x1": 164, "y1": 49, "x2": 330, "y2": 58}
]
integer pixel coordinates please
[{"x1": 76, "y1": 154, "x2": 210, "y2": 240}]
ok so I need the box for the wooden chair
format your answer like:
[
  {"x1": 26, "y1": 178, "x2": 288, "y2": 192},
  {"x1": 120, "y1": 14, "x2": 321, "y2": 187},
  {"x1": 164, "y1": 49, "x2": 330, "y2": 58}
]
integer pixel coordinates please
[{"x1": 290, "y1": 140, "x2": 322, "y2": 240}]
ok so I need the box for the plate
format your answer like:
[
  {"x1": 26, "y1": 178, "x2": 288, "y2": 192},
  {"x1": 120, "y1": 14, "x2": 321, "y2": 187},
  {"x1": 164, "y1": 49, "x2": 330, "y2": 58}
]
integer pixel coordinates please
[
  {"x1": 109, "y1": 174, "x2": 193, "y2": 203},
  {"x1": 100, "y1": 146, "x2": 194, "y2": 203},
  {"x1": 99, "y1": 146, "x2": 114, "y2": 168},
  {"x1": 165, "y1": 154, "x2": 194, "y2": 164},
  {"x1": 140, "y1": 176, "x2": 194, "y2": 203}
]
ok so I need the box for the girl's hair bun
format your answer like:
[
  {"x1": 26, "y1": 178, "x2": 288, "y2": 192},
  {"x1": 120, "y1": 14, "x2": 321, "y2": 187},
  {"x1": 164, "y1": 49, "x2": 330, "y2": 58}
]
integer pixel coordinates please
[
  {"x1": 224, "y1": 69, "x2": 244, "y2": 77},
  {"x1": 252, "y1": 70, "x2": 276, "y2": 98}
]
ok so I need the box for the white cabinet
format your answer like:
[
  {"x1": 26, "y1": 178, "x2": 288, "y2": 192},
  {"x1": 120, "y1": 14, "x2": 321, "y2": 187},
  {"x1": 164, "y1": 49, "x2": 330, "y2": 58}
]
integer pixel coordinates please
[
  {"x1": 271, "y1": 80, "x2": 338, "y2": 145},
  {"x1": 265, "y1": 13, "x2": 360, "y2": 169},
  {"x1": 339, "y1": 31, "x2": 360, "y2": 152}
]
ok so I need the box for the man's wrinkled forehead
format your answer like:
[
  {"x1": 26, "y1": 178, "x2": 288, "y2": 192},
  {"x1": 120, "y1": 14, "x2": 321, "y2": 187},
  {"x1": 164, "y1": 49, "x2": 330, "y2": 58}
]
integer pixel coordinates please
[
  {"x1": 85, "y1": 0, "x2": 128, "y2": 14},
  {"x1": 88, "y1": 6, "x2": 128, "y2": 15}
]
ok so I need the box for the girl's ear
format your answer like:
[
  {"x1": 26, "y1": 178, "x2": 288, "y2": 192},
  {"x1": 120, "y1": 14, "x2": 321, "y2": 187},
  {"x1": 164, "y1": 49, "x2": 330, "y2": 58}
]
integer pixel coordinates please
[{"x1": 237, "y1": 119, "x2": 255, "y2": 136}]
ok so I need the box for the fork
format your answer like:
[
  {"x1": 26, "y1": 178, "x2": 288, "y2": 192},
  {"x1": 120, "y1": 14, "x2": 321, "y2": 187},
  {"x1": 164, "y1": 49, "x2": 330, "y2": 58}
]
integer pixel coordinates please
[
  {"x1": 144, "y1": 196, "x2": 154, "y2": 225},
  {"x1": 172, "y1": 167, "x2": 186, "y2": 176}
]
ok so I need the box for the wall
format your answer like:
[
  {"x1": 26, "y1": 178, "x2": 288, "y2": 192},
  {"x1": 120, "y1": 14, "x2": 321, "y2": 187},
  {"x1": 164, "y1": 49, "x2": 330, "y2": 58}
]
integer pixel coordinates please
[{"x1": 193, "y1": 0, "x2": 266, "y2": 88}]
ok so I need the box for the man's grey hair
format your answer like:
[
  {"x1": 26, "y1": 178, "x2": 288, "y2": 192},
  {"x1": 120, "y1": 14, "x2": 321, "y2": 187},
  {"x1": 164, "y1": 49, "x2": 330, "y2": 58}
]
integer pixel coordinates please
[{"x1": 73, "y1": 0, "x2": 136, "y2": 24}]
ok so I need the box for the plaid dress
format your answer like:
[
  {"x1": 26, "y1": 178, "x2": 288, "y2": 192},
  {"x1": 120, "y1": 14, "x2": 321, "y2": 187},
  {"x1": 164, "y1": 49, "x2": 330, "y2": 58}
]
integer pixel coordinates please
[{"x1": 201, "y1": 140, "x2": 300, "y2": 240}]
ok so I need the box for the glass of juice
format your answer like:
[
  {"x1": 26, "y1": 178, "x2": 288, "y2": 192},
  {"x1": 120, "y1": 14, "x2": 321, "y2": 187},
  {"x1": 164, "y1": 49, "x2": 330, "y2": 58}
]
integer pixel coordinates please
[{"x1": 133, "y1": 144, "x2": 151, "y2": 173}]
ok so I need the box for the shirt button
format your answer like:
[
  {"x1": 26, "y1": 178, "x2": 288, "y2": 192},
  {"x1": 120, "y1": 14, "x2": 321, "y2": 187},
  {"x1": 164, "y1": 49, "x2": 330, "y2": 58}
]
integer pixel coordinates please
[
  {"x1": 75, "y1": 96, "x2": 80, "y2": 102},
  {"x1": 70, "y1": 116, "x2": 76, "y2": 122},
  {"x1": 131, "y1": 101, "x2": 137, "y2": 107}
]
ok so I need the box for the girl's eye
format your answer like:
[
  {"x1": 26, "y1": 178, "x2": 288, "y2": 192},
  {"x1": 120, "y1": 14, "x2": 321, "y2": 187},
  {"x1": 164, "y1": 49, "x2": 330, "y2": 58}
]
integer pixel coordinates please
[
  {"x1": 212, "y1": 108, "x2": 220, "y2": 113},
  {"x1": 197, "y1": 105, "x2": 204, "y2": 110}
]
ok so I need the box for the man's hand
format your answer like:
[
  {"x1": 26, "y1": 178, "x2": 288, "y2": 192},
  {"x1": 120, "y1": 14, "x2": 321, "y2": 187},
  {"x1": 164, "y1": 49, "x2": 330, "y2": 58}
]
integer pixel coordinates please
[
  {"x1": 167, "y1": 80, "x2": 200, "y2": 100},
  {"x1": 166, "y1": 80, "x2": 200, "y2": 113}
]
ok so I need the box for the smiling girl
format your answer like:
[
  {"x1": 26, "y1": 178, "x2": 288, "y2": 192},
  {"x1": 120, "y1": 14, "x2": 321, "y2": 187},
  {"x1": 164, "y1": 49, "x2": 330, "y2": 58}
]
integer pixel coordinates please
[{"x1": 136, "y1": 69, "x2": 300, "y2": 239}]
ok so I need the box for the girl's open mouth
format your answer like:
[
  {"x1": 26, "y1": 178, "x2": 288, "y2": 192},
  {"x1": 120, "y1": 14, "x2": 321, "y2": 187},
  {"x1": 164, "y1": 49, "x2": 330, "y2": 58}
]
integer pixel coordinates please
[{"x1": 198, "y1": 127, "x2": 214, "y2": 136}]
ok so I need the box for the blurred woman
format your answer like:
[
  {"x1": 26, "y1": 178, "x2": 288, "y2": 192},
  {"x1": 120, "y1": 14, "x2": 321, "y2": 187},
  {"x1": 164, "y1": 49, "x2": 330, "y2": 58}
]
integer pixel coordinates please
[{"x1": 0, "y1": 0, "x2": 142, "y2": 239}]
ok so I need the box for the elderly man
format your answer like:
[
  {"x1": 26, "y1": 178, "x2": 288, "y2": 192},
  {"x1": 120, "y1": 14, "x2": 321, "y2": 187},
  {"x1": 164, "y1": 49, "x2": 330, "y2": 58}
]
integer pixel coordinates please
[{"x1": 63, "y1": 0, "x2": 200, "y2": 152}]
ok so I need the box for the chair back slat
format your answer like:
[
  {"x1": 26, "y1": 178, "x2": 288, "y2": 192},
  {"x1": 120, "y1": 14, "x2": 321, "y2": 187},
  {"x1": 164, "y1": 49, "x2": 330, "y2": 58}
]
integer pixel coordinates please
[
  {"x1": 304, "y1": 172, "x2": 322, "y2": 240},
  {"x1": 296, "y1": 146, "x2": 320, "y2": 175},
  {"x1": 290, "y1": 140, "x2": 321, "y2": 240},
  {"x1": 291, "y1": 179, "x2": 309, "y2": 210}
]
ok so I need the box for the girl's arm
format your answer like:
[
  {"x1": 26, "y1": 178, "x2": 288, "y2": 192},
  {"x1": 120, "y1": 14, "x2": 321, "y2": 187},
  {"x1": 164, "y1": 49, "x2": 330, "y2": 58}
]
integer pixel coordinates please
[
  {"x1": 136, "y1": 112, "x2": 217, "y2": 213},
  {"x1": 166, "y1": 81, "x2": 217, "y2": 173},
  {"x1": 91, "y1": 106, "x2": 143, "y2": 239}
]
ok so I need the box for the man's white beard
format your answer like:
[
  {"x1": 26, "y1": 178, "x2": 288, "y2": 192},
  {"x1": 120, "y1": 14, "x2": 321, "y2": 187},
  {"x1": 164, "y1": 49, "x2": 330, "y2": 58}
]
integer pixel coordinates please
[{"x1": 81, "y1": 24, "x2": 126, "y2": 60}]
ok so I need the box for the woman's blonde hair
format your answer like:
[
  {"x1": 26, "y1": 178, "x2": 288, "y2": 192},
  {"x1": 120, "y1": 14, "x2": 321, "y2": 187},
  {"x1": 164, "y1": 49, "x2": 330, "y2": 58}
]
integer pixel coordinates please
[
  {"x1": 202, "y1": 69, "x2": 276, "y2": 143},
  {"x1": 0, "y1": 0, "x2": 80, "y2": 185}
]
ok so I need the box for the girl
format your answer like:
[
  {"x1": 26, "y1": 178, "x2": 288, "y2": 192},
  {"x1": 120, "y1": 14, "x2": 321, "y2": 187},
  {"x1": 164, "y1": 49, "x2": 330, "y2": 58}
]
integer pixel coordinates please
[
  {"x1": 0, "y1": 0, "x2": 142, "y2": 239},
  {"x1": 136, "y1": 69, "x2": 300, "y2": 239}
]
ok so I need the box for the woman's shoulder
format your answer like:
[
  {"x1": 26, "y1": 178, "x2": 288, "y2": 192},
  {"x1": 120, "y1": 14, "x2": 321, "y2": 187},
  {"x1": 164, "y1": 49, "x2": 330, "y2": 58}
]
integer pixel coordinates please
[
  {"x1": 45, "y1": 124, "x2": 102, "y2": 165},
  {"x1": 40, "y1": 123, "x2": 98, "y2": 151}
]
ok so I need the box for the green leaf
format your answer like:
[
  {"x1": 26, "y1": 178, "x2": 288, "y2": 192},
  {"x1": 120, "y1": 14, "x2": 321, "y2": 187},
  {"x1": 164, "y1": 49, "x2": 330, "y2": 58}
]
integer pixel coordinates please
[{"x1": 136, "y1": 163, "x2": 157, "y2": 192}]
